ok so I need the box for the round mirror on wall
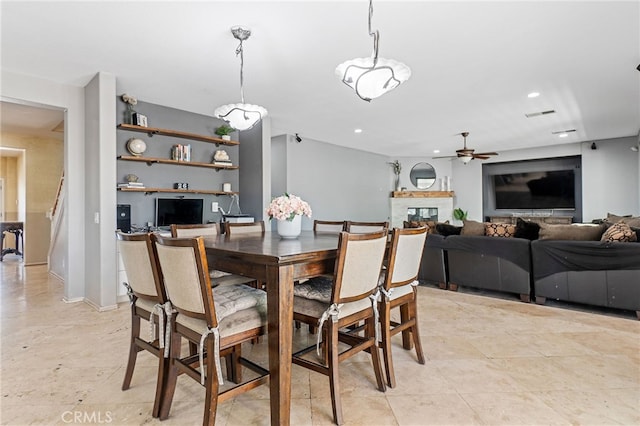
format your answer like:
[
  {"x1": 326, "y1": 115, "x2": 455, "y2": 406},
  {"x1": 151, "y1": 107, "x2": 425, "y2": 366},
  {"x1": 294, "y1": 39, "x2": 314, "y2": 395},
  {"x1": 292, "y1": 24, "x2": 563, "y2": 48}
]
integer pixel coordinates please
[{"x1": 410, "y1": 162, "x2": 437, "y2": 189}]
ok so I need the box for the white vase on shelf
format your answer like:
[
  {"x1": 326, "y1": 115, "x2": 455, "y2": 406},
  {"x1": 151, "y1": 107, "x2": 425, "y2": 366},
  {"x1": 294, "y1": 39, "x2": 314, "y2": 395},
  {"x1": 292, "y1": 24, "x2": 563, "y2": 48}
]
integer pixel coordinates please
[{"x1": 277, "y1": 215, "x2": 302, "y2": 239}]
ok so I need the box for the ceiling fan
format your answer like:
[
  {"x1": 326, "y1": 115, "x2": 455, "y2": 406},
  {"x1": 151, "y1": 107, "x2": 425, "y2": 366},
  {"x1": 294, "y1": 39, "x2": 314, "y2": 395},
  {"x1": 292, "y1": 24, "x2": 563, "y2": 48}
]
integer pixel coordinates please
[{"x1": 435, "y1": 132, "x2": 498, "y2": 163}]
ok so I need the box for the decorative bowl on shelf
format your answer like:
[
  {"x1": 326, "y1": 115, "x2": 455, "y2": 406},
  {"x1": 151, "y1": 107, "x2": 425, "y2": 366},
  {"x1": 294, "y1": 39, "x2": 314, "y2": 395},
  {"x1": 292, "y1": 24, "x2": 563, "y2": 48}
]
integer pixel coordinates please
[{"x1": 126, "y1": 138, "x2": 147, "y2": 156}]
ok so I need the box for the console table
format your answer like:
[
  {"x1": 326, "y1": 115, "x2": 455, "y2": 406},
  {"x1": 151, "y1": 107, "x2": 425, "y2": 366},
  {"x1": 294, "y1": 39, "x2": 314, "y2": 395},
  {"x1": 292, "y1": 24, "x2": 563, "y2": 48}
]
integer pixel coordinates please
[{"x1": 1, "y1": 221, "x2": 24, "y2": 261}]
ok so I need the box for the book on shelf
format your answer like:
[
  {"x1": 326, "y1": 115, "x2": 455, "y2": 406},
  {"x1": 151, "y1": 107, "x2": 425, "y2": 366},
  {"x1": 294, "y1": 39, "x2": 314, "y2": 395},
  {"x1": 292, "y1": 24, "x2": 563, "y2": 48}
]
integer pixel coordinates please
[
  {"x1": 171, "y1": 143, "x2": 191, "y2": 162},
  {"x1": 118, "y1": 182, "x2": 145, "y2": 188}
]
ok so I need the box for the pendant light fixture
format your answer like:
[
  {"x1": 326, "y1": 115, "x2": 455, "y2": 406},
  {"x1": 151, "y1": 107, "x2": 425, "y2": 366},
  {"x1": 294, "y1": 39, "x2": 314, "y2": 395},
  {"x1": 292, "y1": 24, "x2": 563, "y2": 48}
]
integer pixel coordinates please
[
  {"x1": 214, "y1": 26, "x2": 267, "y2": 131},
  {"x1": 335, "y1": 0, "x2": 411, "y2": 102}
]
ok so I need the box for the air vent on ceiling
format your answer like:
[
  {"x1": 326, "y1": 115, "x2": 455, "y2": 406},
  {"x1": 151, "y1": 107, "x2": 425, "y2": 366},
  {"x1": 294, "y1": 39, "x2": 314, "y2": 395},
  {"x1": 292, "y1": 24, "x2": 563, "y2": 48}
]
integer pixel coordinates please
[
  {"x1": 525, "y1": 110, "x2": 556, "y2": 118},
  {"x1": 551, "y1": 129, "x2": 576, "y2": 135}
]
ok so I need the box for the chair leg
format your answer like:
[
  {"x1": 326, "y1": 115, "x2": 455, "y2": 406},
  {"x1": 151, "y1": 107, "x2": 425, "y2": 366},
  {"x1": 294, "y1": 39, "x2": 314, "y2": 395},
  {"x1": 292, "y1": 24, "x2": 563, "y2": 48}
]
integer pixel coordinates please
[
  {"x1": 409, "y1": 299, "x2": 425, "y2": 365},
  {"x1": 189, "y1": 341, "x2": 198, "y2": 356},
  {"x1": 327, "y1": 320, "x2": 343, "y2": 425},
  {"x1": 122, "y1": 310, "x2": 141, "y2": 391},
  {"x1": 380, "y1": 302, "x2": 396, "y2": 388},
  {"x1": 203, "y1": 336, "x2": 220, "y2": 426},
  {"x1": 367, "y1": 316, "x2": 386, "y2": 393},
  {"x1": 159, "y1": 331, "x2": 181, "y2": 420},
  {"x1": 224, "y1": 344, "x2": 242, "y2": 384},
  {"x1": 399, "y1": 303, "x2": 413, "y2": 350},
  {"x1": 152, "y1": 347, "x2": 168, "y2": 418}
]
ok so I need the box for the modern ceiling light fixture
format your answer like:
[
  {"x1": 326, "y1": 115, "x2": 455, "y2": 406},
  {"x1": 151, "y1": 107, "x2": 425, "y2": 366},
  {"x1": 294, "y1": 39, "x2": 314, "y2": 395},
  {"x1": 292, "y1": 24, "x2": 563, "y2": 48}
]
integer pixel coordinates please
[
  {"x1": 214, "y1": 26, "x2": 267, "y2": 131},
  {"x1": 335, "y1": 0, "x2": 411, "y2": 102}
]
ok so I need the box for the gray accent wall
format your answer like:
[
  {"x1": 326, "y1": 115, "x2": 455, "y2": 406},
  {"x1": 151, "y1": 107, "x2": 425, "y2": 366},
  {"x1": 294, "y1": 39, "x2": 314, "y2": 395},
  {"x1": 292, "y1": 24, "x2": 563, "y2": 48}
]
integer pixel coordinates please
[
  {"x1": 115, "y1": 99, "x2": 240, "y2": 228},
  {"x1": 270, "y1": 134, "x2": 391, "y2": 231}
]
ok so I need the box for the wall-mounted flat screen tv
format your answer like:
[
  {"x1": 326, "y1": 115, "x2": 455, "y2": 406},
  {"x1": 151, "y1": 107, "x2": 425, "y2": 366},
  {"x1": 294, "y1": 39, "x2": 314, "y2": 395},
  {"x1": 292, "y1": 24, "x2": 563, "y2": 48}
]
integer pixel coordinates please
[
  {"x1": 493, "y1": 170, "x2": 575, "y2": 210},
  {"x1": 155, "y1": 198, "x2": 203, "y2": 227}
]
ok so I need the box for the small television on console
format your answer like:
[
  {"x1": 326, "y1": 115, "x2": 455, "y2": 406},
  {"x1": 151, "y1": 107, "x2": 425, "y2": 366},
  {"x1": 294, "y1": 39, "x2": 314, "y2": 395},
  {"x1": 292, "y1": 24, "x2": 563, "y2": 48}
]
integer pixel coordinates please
[
  {"x1": 155, "y1": 198, "x2": 204, "y2": 227},
  {"x1": 492, "y1": 170, "x2": 575, "y2": 210}
]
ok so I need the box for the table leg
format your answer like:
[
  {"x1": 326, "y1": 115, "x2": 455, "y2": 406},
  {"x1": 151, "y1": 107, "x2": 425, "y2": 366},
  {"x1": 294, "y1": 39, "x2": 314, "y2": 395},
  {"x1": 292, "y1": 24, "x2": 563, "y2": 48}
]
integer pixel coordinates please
[{"x1": 266, "y1": 265, "x2": 294, "y2": 426}]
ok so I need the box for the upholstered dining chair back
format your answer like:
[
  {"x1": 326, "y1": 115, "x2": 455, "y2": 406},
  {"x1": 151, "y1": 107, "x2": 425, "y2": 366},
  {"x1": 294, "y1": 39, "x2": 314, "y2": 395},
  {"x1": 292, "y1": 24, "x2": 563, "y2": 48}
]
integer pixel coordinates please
[
  {"x1": 384, "y1": 227, "x2": 428, "y2": 290},
  {"x1": 171, "y1": 223, "x2": 220, "y2": 238},
  {"x1": 313, "y1": 220, "x2": 347, "y2": 233},
  {"x1": 116, "y1": 231, "x2": 165, "y2": 302},
  {"x1": 333, "y1": 230, "x2": 388, "y2": 301},
  {"x1": 345, "y1": 220, "x2": 389, "y2": 234},
  {"x1": 153, "y1": 235, "x2": 216, "y2": 327},
  {"x1": 225, "y1": 220, "x2": 265, "y2": 236}
]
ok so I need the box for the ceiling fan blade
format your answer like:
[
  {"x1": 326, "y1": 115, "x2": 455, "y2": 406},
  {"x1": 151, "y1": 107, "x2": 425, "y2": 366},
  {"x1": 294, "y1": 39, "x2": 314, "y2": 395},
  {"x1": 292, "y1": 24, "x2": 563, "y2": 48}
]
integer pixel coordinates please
[
  {"x1": 432, "y1": 155, "x2": 457, "y2": 159},
  {"x1": 473, "y1": 152, "x2": 498, "y2": 156},
  {"x1": 472, "y1": 155, "x2": 491, "y2": 160},
  {"x1": 456, "y1": 149, "x2": 474, "y2": 157}
]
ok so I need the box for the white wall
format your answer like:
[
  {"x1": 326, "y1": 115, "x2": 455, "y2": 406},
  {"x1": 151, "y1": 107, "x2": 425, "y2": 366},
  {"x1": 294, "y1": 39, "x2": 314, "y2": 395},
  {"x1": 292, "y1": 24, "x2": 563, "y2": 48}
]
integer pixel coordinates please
[{"x1": 1, "y1": 70, "x2": 86, "y2": 301}]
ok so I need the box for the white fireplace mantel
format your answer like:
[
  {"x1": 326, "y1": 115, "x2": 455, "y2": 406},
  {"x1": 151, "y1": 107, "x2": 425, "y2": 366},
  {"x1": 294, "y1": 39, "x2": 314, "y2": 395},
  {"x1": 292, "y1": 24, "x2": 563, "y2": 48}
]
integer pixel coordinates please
[{"x1": 390, "y1": 191, "x2": 455, "y2": 228}]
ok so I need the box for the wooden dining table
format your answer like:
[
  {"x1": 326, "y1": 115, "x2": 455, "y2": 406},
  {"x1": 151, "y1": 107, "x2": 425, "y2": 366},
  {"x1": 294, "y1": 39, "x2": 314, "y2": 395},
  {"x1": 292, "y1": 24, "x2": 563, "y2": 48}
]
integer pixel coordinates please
[{"x1": 203, "y1": 230, "x2": 339, "y2": 426}]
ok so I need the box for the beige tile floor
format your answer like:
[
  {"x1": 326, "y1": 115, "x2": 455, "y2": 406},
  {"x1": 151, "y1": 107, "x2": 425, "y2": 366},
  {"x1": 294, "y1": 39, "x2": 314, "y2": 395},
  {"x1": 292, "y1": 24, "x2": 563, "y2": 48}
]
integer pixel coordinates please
[{"x1": 1, "y1": 257, "x2": 639, "y2": 425}]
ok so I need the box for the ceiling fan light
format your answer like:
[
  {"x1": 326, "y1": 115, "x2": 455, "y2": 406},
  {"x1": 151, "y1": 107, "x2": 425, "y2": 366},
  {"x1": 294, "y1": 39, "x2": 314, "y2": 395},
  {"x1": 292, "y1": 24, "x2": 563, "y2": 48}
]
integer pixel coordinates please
[
  {"x1": 459, "y1": 155, "x2": 473, "y2": 164},
  {"x1": 214, "y1": 103, "x2": 267, "y2": 131}
]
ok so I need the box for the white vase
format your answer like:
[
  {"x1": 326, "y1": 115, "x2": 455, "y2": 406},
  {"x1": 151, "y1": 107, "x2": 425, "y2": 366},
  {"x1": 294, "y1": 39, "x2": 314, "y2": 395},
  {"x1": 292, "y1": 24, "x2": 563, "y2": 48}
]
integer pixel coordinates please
[{"x1": 277, "y1": 215, "x2": 302, "y2": 239}]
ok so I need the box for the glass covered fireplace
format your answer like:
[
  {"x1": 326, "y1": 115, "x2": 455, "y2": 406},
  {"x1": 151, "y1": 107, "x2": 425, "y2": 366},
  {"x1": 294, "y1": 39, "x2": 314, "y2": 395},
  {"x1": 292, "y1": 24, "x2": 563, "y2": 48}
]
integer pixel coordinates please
[{"x1": 408, "y1": 207, "x2": 438, "y2": 222}]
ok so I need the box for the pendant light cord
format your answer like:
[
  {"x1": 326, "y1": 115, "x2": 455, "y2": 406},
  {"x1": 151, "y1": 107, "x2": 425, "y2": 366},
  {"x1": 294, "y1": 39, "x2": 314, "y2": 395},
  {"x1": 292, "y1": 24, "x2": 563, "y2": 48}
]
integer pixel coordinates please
[
  {"x1": 235, "y1": 39, "x2": 245, "y2": 104},
  {"x1": 368, "y1": 0, "x2": 380, "y2": 66}
]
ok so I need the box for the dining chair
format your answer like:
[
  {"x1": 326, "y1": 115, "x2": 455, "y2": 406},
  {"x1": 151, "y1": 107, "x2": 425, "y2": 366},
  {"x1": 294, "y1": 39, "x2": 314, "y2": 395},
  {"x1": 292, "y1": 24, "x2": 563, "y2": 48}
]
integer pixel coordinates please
[
  {"x1": 292, "y1": 230, "x2": 388, "y2": 425},
  {"x1": 116, "y1": 231, "x2": 168, "y2": 418},
  {"x1": 171, "y1": 223, "x2": 258, "y2": 288},
  {"x1": 225, "y1": 220, "x2": 265, "y2": 236},
  {"x1": 344, "y1": 220, "x2": 389, "y2": 234},
  {"x1": 153, "y1": 234, "x2": 269, "y2": 425},
  {"x1": 313, "y1": 220, "x2": 347, "y2": 233},
  {"x1": 378, "y1": 226, "x2": 428, "y2": 388}
]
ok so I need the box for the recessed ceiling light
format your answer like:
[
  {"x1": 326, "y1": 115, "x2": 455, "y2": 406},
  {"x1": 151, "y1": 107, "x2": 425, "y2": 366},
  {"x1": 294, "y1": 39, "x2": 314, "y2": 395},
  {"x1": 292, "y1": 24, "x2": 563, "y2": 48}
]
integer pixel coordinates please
[
  {"x1": 433, "y1": 149, "x2": 440, "y2": 154},
  {"x1": 354, "y1": 128, "x2": 363, "y2": 134},
  {"x1": 558, "y1": 133, "x2": 569, "y2": 138},
  {"x1": 527, "y1": 92, "x2": 540, "y2": 98}
]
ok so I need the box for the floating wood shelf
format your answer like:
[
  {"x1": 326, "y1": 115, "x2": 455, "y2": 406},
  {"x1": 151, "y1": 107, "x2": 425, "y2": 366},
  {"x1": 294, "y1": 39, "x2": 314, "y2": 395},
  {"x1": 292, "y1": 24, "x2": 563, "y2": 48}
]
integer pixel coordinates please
[
  {"x1": 117, "y1": 155, "x2": 238, "y2": 171},
  {"x1": 391, "y1": 191, "x2": 455, "y2": 198},
  {"x1": 117, "y1": 187, "x2": 238, "y2": 196},
  {"x1": 117, "y1": 123, "x2": 239, "y2": 146}
]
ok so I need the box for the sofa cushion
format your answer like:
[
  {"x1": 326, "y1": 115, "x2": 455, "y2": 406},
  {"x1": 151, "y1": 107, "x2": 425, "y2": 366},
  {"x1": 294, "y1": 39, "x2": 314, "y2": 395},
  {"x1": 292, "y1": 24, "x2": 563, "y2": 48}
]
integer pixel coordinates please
[
  {"x1": 601, "y1": 222, "x2": 638, "y2": 243},
  {"x1": 538, "y1": 223, "x2": 606, "y2": 241},
  {"x1": 461, "y1": 220, "x2": 486, "y2": 236},
  {"x1": 435, "y1": 223, "x2": 462, "y2": 236},
  {"x1": 605, "y1": 213, "x2": 640, "y2": 228},
  {"x1": 485, "y1": 222, "x2": 516, "y2": 238},
  {"x1": 514, "y1": 218, "x2": 541, "y2": 240}
]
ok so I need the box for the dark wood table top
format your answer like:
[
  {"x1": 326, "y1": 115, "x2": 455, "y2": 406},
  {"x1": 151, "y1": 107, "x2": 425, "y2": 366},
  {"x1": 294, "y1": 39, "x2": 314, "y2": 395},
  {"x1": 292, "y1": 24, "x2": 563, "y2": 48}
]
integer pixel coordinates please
[
  {"x1": 202, "y1": 231, "x2": 340, "y2": 265},
  {"x1": 0, "y1": 222, "x2": 23, "y2": 232}
]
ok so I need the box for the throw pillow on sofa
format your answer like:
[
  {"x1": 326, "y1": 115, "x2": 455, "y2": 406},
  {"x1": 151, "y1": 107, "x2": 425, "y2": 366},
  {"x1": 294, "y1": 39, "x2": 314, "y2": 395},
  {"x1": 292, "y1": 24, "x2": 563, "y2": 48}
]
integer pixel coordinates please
[
  {"x1": 538, "y1": 223, "x2": 607, "y2": 241},
  {"x1": 485, "y1": 222, "x2": 516, "y2": 238},
  {"x1": 605, "y1": 213, "x2": 640, "y2": 228},
  {"x1": 435, "y1": 223, "x2": 462, "y2": 236},
  {"x1": 514, "y1": 218, "x2": 540, "y2": 240},
  {"x1": 601, "y1": 221, "x2": 638, "y2": 243},
  {"x1": 461, "y1": 219, "x2": 486, "y2": 236},
  {"x1": 404, "y1": 220, "x2": 437, "y2": 233}
]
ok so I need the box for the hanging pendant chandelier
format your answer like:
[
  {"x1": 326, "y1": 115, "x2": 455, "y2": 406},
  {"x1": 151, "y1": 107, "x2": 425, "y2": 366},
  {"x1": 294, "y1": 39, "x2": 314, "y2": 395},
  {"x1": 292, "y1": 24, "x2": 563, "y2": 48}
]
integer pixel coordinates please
[
  {"x1": 214, "y1": 27, "x2": 267, "y2": 131},
  {"x1": 335, "y1": 0, "x2": 411, "y2": 102}
]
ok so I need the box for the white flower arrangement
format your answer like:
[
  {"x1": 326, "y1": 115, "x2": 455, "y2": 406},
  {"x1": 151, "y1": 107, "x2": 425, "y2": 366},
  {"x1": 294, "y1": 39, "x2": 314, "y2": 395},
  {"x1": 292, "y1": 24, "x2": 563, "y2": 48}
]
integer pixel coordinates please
[
  {"x1": 266, "y1": 193, "x2": 312, "y2": 221},
  {"x1": 121, "y1": 93, "x2": 138, "y2": 106}
]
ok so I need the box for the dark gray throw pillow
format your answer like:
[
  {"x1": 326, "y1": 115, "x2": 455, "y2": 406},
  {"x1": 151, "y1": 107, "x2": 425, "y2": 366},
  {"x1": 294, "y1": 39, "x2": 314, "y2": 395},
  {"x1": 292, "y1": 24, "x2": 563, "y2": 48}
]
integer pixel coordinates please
[
  {"x1": 514, "y1": 218, "x2": 540, "y2": 240},
  {"x1": 435, "y1": 223, "x2": 462, "y2": 236}
]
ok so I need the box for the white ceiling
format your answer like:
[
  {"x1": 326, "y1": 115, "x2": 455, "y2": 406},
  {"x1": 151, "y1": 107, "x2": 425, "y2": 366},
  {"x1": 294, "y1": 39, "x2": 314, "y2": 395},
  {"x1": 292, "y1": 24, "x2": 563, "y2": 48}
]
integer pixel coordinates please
[{"x1": 1, "y1": 1, "x2": 638, "y2": 157}]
